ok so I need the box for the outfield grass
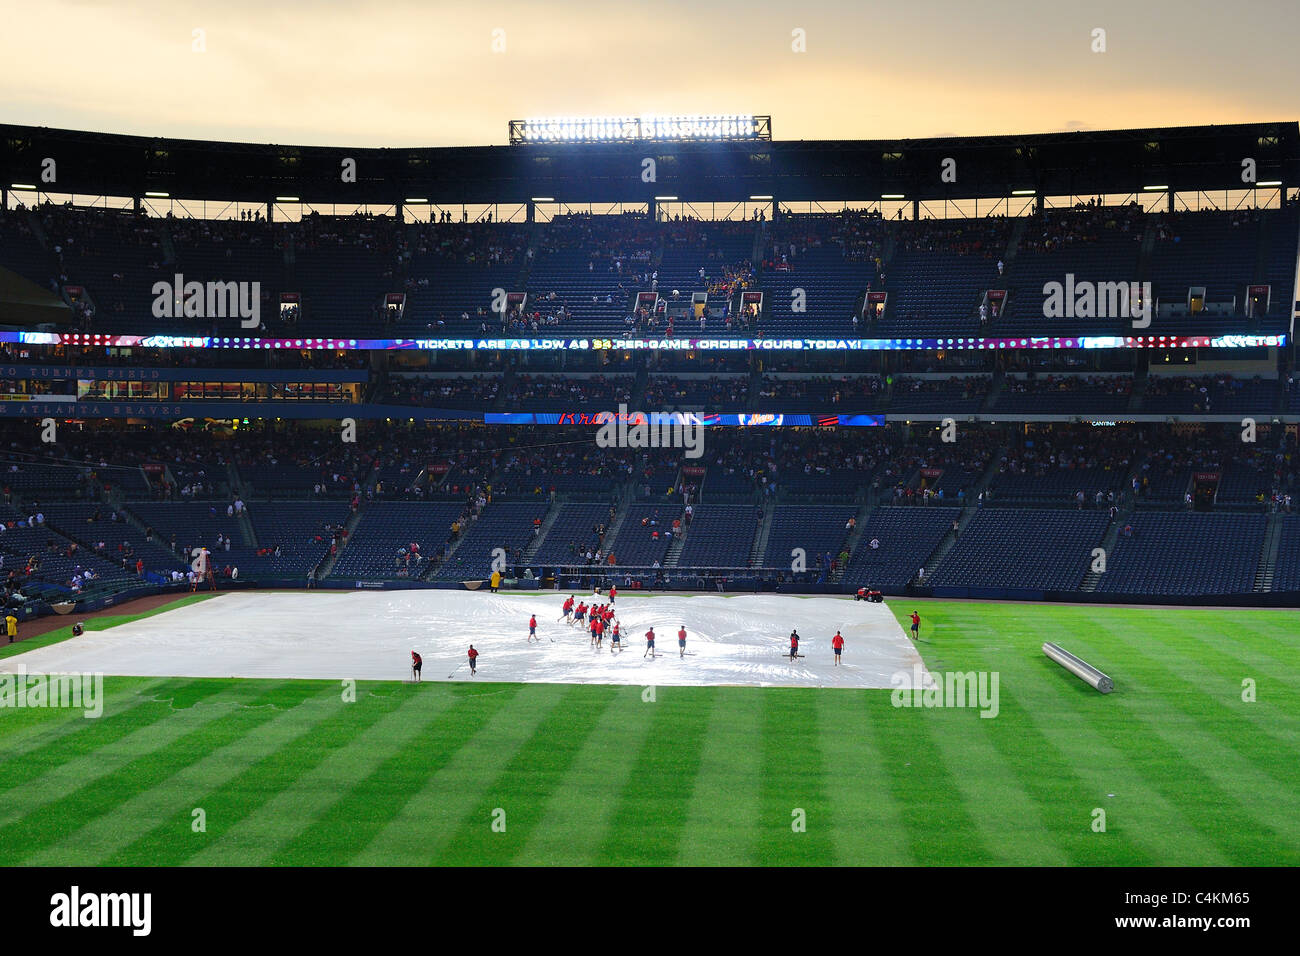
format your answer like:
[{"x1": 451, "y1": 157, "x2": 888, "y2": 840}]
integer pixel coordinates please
[{"x1": 1, "y1": 600, "x2": 1297, "y2": 865}]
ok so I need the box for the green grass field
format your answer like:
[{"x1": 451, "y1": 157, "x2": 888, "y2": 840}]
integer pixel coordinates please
[{"x1": 1, "y1": 597, "x2": 1297, "y2": 866}]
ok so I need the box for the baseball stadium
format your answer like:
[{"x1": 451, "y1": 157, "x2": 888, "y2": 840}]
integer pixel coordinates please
[{"x1": 0, "y1": 102, "x2": 1298, "y2": 870}]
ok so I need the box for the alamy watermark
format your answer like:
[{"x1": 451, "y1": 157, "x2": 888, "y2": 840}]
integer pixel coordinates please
[
  {"x1": 1043, "y1": 274, "x2": 1151, "y2": 328},
  {"x1": 594, "y1": 404, "x2": 704, "y2": 458},
  {"x1": 50, "y1": 886, "x2": 150, "y2": 936},
  {"x1": 0, "y1": 665, "x2": 104, "y2": 718},
  {"x1": 151, "y1": 273, "x2": 260, "y2": 328},
  {"x1": 890, "y1": 664, "x2": 1000, "y2": 718}
]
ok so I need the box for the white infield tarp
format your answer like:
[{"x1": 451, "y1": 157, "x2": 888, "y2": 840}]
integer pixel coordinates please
[{"x1": 0, "y1": 590, "x2": 926, "y2": 689}]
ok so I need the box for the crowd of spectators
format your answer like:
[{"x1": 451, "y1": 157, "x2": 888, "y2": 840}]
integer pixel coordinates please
[{"x1": 1019, "y1": 201, "x2": 1145, "y2": 253}]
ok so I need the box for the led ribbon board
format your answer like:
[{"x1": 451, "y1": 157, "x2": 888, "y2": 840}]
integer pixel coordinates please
[{"x1": 9, "y1": 332, "x2": 1285, "y2": 352}]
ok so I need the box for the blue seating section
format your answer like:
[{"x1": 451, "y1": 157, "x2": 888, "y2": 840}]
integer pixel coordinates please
[
  {"x1": 1096, "y1": 512, "x2": 1265, "y2": 596},
  {"x1": 41, "y1": 503, "x2": 184, "y2": 572},
  {"x1": 532, "y1": 503, "x2": 612, "y2": 565},
  {"x1": 992, "y1": 467, "x2": 1126, "y2": 505},
  {"x1": 127, "y1": 502, "x2": 245, "y2": 554},
  {"x1": 763, "y1": 506, "x2": 855, "y2": 569},
  {"x1": 677, "y1": 505, "x2": 759, "y2": 567},
  {"x1": 1143, "y1": 376, "x2": 1277, "y2": 415},
  {"x1": 1273, "y1": 516, "x2": 1300, "y2": 592},
  {"x1": 889, "y1": 377, "x2": 991, "y2": 413},
  {"x1": 930, "y1": 509, "x2": 1108, "y2": 590},
  {"x1": 5, "y1": 204, "x2": 1295, "y2": 340},
  {"x1": 330, "y1": 502, "x2": 462, "y2": 579},
  {"x1": 0, "y1": 507, "x2": 141, "y2": 591},
  {"x1": 841, "y1": 507, "x2": 960, "y2": 589},
  {"x1": 605, "y1": 505, "x2": 680, "y2": 566},
  {"x1": 994, "y1": 376, "x2": 1133, "y2": 415},
  {"x1": 238, "y1": 501, "x2": 352, "y2": 577},
  {"x1": 434, "y1": 502, "x2": 544, "y2": 579},
  {"x1": 1, "y1": 461, "x2": 89, "y2": 499},
  {"x1": 780, "y1": 469, "x2": 864, "y2": 501}
]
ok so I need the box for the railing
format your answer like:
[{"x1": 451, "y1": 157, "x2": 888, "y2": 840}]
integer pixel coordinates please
[{"x1": 508, "y1": 563, "x2": 837, "y2": 592}]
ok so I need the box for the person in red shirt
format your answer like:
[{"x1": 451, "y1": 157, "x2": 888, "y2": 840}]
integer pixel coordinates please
[
  {"x1": 594, "y1": 617, "x2": 604, "y2": 649},
  {"x1": 789, "y1": 629, "x2": 800, "y2": 661},
  {"x1": 610, "y1": 619, "x2": 622, "y2": 653},
  {"x1": 467, "y1": 645, "x2": 478, "y2": 676},
  {"x1": 561, "y1": 595, "x2": 574, "y2": 623},
  {"x1": 677, "y1": 625, "x2": 687, "y2": 658},
  {"x1": 411, "y1": 650, "x2": 422, "y2": 682},
  {"x1": 528, "y1": 614, "x2": 538, "y2": 643},
  {"x1": 910, "y1": 611, "x2": 920, "y2": 640},
  {"x1": 608, "y1": 584, "x2": 617, "y2": 604},
  {"x1": 832, "y1": 630, "x2": 845, "y2": 665},
  {"x1": 574, "y1": 602, "x2": 587, "y2": 626},
  {"x1": 644, "y1": 627, "x2": 656, "y2": 659}
]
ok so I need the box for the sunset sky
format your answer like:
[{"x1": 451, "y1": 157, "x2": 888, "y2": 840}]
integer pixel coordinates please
[{"x1": 1, "y1": 0, "x2": 1295, "y2": 147}]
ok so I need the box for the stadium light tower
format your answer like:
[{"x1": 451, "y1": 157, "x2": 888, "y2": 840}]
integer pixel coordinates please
[{"x1": 509, "y1": 114, "x2": 771, "y2": 145}]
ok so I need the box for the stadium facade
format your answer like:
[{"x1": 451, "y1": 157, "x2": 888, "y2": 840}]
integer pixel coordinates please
[{"x1": 0, "y1": 120, "x2": 1298, "y2": 620}]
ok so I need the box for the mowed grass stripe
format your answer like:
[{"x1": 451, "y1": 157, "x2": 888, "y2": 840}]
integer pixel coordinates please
[
  {"x1": 673, "y1": 687, "x2": 764, "y2": 866},
  {"x1": 349, "y1": 683, "x2": 569, "y2": 866},
  {"x1": 752, "y1": 688, "x2": 835, "y2": 865},
  {"x1": 920, "y1": 700, "x2": 1072, "y2": 866},
  {"x1": 106, "y1": 683, "x2": 415, "y2": 866},
  {"x1": 0, "y1": 677, "x2": 193, "y2": 766},
  {"x1": 1097, "y1": 622, "x2": 1300, "y2": 789},
  {"x1": 932, "y1": 603, "x2": 1236, "y2": 864},
  {"x1": 431, "y1": 685, "x2": 621, "y2": 865},
  {"x1": 863, "y1": 693, "x2": 999, "y2": 865},
  {"x1": 1183, "y1": 612, "x2": 1300, "y2": 675},
  {"x1": 592, "y1": 686, "x2": 717, "y2": 865},
  {"x1": 962, "y1": 679, "x2": 1154, "y2": 867},
  {"x1": 909, "y1": 608, "x2": 1154, "y2": 866},
  {"x1": 270, "y1": 683, "x2": 524, "y2": 866},
  {"x1": 0, "y1": 681, "x2": 315, "y2": 861},
  {"x1": 0, "y1": 679, "x2": 241, "y2": 826},
  {"x1": 187, "y1": 684, "x2": 463, "y2": 866},
  {"x1": 977, "y1": 639, "x2": 1233, "y2": 866},
  {"x1": 808, "y1": 690, "x2": 912, "y2": 866},
  {"x1": 1082, "y1": 627, "x2": 1300, "y2": 862},
  {"x1": 509, "y1": 687, "x2": 657, "y2": 865},
  {"x1": 26, "y1": 681, "x2": 339, "y2": 866},
  {"x1": 1128, "y1": 621, "x2": 1300, "y2": 734}
]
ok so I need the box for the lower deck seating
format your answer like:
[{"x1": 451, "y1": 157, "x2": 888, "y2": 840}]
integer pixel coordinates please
[
  {"x1": 929, "y1": 509, "x2": 1108, "y2": 590},
  {"x1": 1096, "y1": 512, "x2": 1265, "y2": 596}
]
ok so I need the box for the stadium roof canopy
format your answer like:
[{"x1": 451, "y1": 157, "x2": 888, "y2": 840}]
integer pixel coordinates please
[{"x1": 1, "y1": 121, "x2": 1296, "y2": 207}]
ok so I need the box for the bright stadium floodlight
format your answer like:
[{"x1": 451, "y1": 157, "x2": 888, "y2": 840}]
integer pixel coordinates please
[
  {"x1": 750, "y1": 194, "x2": 773, "y2": 200},
  {"x1": 509, "y1": 114, "x2": 770, "y2": 145},
  {"x1": 1012, "y1": 189, "x2": 1036, "y2": 195},
  {"x1": 404, "y1": 197, "x2": 428, "y2": 203},
  {"x1": 530, "y1": 197, "x2": 554, "y2": 202},
  {"x1": 1142, "y1": 184, "x2": 1169, "y2": 191},
  {"x1": 881, "y1": 193, "x2": 905, "y2": 200},
  {"x1": 1256, "y1": 180, "x2": 1282, "y2": 186},
  {"x1": 145, "y1": 191, "x2": 169, "y2": 197},
  {"x1": 654, "y1": 195, "x2": 678, "y2": 201},
  {"x1": 9, "y1": 183, "x2": 36, "y2": 190}
]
